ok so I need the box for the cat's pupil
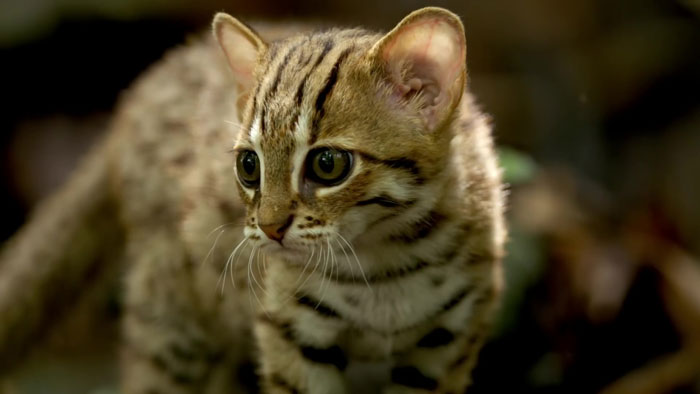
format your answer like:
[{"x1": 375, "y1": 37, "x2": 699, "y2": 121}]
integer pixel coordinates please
[
  {"x1": 318, "y1": 151, "x2": 335, "y2": 174},
  {"x1": 242, "y1": 153, "x2": 257, "y2": 174}
]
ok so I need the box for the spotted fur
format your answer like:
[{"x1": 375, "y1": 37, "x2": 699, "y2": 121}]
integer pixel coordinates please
[{"x1": 0, "y1": 7, "x2": 504, "y2": 394}]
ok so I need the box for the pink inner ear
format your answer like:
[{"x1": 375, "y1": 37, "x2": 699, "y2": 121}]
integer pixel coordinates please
[
  {"x1": 383, "y1": 17, "x2": 465, "y2": 111},
  {"x1": 216, "y1": 23, "x2": 259, "y2": 87}
]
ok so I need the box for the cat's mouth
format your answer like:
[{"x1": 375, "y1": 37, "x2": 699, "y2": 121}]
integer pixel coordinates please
[
  {"x1": 260, "y1": 240, "x2": 304, "y2": 255},
  {"x1": 259, "y1": 240, "x2": 329, "y2": 265}
]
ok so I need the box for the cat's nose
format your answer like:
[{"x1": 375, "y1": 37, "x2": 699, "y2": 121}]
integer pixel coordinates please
[{"x1": 259, "y1": 215, "x2": 294, "y2": 243}]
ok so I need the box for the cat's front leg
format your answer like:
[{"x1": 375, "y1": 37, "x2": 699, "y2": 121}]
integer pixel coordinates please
[
  {"x1": 384, "y1": 333, "x2": 474, "y2": 394},
  {"x1": 255, "y1": 297, "x2": 348, "y2": 394},
  {"x1": 384, "y1": 332, "x2": 484, "y2": 394},
  {"x1": 120, "y1": 232, "x2": 238, "y2": 394}
]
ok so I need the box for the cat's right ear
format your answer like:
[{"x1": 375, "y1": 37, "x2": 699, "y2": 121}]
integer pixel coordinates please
[
  {"x1": 213, "y1": 13, "x2": 267, "y2": 115},
  {"x1": 369, "y1": 7, "x2": 467, "y2": 134}
]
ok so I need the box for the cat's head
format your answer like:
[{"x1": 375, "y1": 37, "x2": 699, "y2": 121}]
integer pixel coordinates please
[{"x1": 213, "y1": 8, "x2": 467, "y2": 261}]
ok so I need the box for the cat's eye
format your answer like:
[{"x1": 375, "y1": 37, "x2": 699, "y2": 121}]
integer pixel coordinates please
[
  {"x1": 236, "y1": 150, "x2": 260, "y2": 187},
  {"x1": 306, "y1": 148, "x2": 353, "y2": 186}
]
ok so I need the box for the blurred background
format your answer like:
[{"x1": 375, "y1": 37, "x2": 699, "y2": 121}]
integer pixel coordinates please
[{"x1": 1, "y1": 0, "x2": 699, "y2": 393}]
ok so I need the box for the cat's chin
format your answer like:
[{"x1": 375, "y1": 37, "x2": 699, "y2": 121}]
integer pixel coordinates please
[{"x1": 260, "y1": 242, "x2": 312, "y2": 264}]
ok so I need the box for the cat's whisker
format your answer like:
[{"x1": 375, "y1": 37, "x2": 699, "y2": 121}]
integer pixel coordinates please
[
  {"x1": 332, "y1": 239, "x2": 340, "y2": 285},
  {"x1": 229, "y1": 248, "x2": 238, "y2": 290},
  {"x1": 327, "y1": 237, "x2": 338, "y2": 286},
  {"x1": 315, "y1": 243, "x2": 328, "y2": 307},
  {"x1": 325, "y1": 237, "x2": 334, "y2": 290},
  {"x1": 219, "y1": 247, "x2": 232, "y2": 294},
  {"x1": 216, "y1": 264, "x2": 226, "y2": 295},
  {"x1": 250, "y1": 247, "x2": 268, "y2": 296},
  {"x1": 218, "y1": 236, "x2": 249, "y2": 294},
  {"x1": 255, "y1": 246, "x2": 263, "y2": 281},
  {"x1": 294, "y1": 246, "x2": 316, "y2": 288},
  {"x1": 222, "y1": 237, "x2": 250, "y2": 293},
  {"x1": 261, "y1": 248, "x2": 269, "y2": 277},
  {"x1": 219, "y1": 248, "x2": 236, "y2": 294},
  {"x1": 335, "y1": 232, "x2": 372, "y2": 292},
  {"x1": 296, "y1": 245, "x2": 321, "y2": 293},
  {"x1": 316, "y1": 237, "x2": 333, "y2": 308},
  {"x1": 223, "y1": 119, "x2": 246, "y2": 131},
  {"x1": 245, "y1": 248, "x2": 256, "y2": 312},
  {"x1": 206, "y1": 221, "x2": 237, "y2": 237},
  {"x1": 202, "y1": 228, "x2": 227, "y2": 267},
  {"x1": 332, "y1": 236, "x2": 354, "y2": 284},
  {"x1": 247, "y1": 246, "x2": 269, "y2": 316}
]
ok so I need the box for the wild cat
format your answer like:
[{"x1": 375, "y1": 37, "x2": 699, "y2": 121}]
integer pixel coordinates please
[{"x1": 0, "y1": 7, "x2": 505, "y2": 394}]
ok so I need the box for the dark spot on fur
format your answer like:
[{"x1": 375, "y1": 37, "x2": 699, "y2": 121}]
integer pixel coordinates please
[
  {"x1": 450, "y1": 354, "x2": 470, "y2": 370},
  {"x1": 441, "y1": 286, "x2": 472, "y2": 313},
  {"x1": 270, "y1": 374, "x2": 299, "y2": 394},
  {"x1": 300, "y1": 345, "x2": 348, "y2": 371},
  {"x1": 180, "y1": 198, "x2": 195, "y2": 215},
  {"x1": 416, "y1": 328, "x2": 455, "y2": 347},
  {"x1": 237, "y1": 362, "x2": 260, "y2": 393},
  {"x1": 431, "y1": 275, "x2": 445, "y2": 287},
  {"x1": 172, "y1": 152, "x2": 193, "y2": 166},
  {"x1": 390, "y1": 366, "x2": 438, "y2": 390},
  {"x1": 390, "y1": 210, "x2": 445, "y2": 243},
  {"x1": 296, "y1": 295, "x2": 341, "y2": 318},
  {"x1": 343, "y1": 293, "x2": 360, "y2": 306},
  {"x1": 256, "y1": 314, "x2": 295, "y2": 342},
  {"x1": 218, "y1": 199, "x2": 238, "y2": 218}
]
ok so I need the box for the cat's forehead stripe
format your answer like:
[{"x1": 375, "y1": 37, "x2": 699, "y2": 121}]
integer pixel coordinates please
[
  {"x1": 295, "y1": 39, "x2": 334, "y2": 113},
  {"x1": 259, "y1": 40, "x2": 307, "y2": 135},
  {"x1": 245, "y1": 44, "x2": 280, "y2": 135},
  {"x1": 251, "y1": 34, "x2": 366, "y2": 142},
  {"x1": 309, "y1": 45, "x2": 354, "y2": 145}
]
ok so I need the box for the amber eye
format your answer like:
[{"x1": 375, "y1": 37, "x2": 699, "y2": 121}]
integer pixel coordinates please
[
  {"x1": 236, "y1": 150, "x2": 260, "y2": 187},
  {"x1": 306, "y1": 148, "x2": 353, "y2": 186}
]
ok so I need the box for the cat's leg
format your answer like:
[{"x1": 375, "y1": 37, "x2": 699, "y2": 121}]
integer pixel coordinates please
[
  {"x1": 120, "y1": 231, "x2": 239, "y2": 394},
  {"x1": 384, "y1": 287, "x2": 497, "y2": 394},
  {"x1": 254, "y1": 296, "x2": 348, "y2": 394}
]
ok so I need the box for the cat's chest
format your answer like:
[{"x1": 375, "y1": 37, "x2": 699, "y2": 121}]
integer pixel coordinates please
[
  {"x1": 328, "y1": 260, "x2": 469, "y2": 334},
  {"x1": 335, "y1": 270, "x2": 468, "y2": 362}
]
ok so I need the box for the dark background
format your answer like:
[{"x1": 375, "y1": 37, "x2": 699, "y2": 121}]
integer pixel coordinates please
[{"x1": 1, "y1": 0, "x2": 699, "y2": 393}]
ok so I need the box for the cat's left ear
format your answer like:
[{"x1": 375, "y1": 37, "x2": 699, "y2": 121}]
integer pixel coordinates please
[
  {"x1": 369, "y1": 7, "x2": 466, "y2": 132},
  {"x1": 213, "y1": 13, "x2": 267, "y2": 115}
]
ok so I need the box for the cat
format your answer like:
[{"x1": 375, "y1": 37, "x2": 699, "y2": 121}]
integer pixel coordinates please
[{"x1": 0, "y1": 7, "x2": 505, "y2": 394}]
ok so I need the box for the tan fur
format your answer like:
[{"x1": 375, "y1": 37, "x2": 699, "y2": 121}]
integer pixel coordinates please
[{"x1": 0, "y1": 8, "x2": 505, "y2": 394}]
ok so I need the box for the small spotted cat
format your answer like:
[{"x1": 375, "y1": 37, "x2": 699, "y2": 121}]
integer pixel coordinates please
[{"x1": 0, "y1": 7, "x2": 505, "y2": 394}]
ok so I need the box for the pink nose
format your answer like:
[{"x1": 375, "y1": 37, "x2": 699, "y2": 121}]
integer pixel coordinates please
[{"x1": 259, "y1": 216, "x2": 293, "y2": 243}]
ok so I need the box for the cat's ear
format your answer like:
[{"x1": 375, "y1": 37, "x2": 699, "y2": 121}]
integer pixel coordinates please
[
  {"x1": 369, "y1": 7, "x2": 467, "y2": 132},
  {"x1": 213, "y1": 13, "x2": 267, "y2": 114}
]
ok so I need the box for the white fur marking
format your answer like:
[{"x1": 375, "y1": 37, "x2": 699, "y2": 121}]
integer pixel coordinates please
[{"x1": 291, "y1": 112, "x2": 311, "y2": 194}]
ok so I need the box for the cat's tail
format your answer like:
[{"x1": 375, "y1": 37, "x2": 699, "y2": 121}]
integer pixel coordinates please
[{"x1": 0, "y1": 135, "x2": 124, "y2": 371}]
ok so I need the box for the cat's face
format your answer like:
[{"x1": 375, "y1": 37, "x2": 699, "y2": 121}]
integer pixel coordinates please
[{"x1": 214, "y1": 9, "x2": 467, "y2": 262}]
